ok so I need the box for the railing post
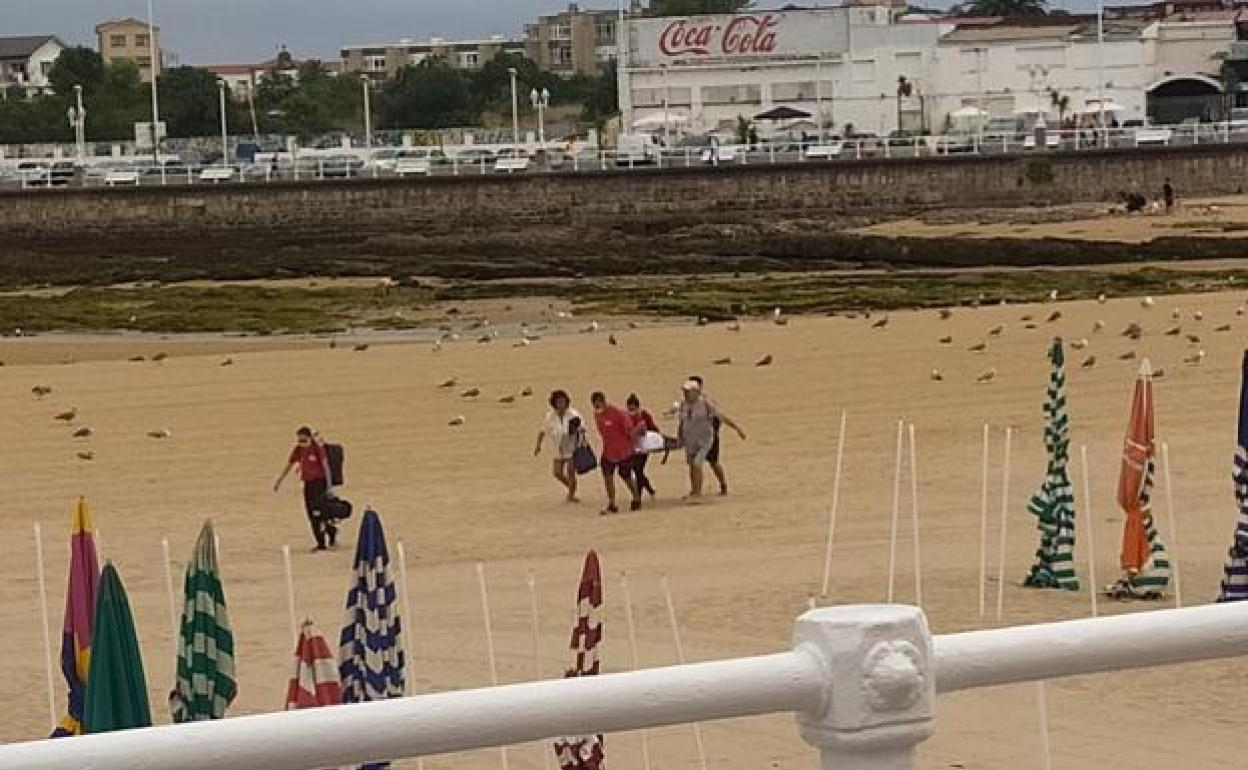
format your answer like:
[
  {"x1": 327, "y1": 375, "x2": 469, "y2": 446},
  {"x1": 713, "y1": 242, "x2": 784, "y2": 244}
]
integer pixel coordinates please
[{"x1": 794, "y1": 605, "x2": 935, "y2": 770}]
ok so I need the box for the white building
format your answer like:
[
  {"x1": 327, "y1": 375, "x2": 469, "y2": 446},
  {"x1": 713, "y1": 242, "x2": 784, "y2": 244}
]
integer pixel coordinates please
[
  {"x1": 617, "y1": 5, "x2": 1239, "y2": 140},
  {"x1": 0, "y1": 35, "x2": 65, "y2": 96}
]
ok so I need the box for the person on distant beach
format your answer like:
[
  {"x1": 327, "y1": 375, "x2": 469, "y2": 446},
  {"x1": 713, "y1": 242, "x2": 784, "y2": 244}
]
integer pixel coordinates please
[
  {"x1": 535, "y1": 389, "x2": 581, "y2": 503},
  {"x1": 678, "y1": 379, "x2": 746, "y2": 501},
  {"x1": 686, "y1": 374, "x2": 746, "y2": 496},
  {"x1": 1163, "y1": 178, "x2": 1176, "y2": 214},
  {"x1": 273, "y1": 426, "x2": 338, "y2": 551},
  {"x1": 626, "y1": 393, "x2": 659, "y2": 499},
  {"x1": 591, "y1": 391, "x2": 640, "y2": 515}
]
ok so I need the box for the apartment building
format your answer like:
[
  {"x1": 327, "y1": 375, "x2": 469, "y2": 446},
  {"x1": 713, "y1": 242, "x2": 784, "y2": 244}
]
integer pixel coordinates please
[
  {"x1": 0, "y1": 35, "x2": 65, "y2": 94},
  {"x1": 525, "y1": 3, "x2": 626, "y2": 77},
  {"x1": 96, "y1": 18, "x2": 162, "y2": 82},
  {"x1": 342, "y1": 35, "x2": 527, "y2": 81}
]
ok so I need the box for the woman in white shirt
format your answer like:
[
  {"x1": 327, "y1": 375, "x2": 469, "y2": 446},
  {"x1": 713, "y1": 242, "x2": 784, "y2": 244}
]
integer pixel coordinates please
[{"x1": 534, "y1": 389, "x2": 582, "y2": 503}]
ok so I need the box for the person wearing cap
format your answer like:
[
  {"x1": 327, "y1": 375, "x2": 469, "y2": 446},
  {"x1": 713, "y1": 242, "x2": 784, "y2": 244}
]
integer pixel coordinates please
[
  {"x1": 678, "y1": 379, "x2": 746, "y2": 501},
  {"x1": 687, "y1": 374, "x2": 742, "y2": 496}
]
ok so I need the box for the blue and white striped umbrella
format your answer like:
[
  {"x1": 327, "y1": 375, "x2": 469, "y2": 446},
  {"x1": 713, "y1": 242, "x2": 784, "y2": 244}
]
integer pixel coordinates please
[
  {"x1": 1218, "y1": 351, "x2": 1248, "y2": 602},
  {"x1": 339, "y1": 509, "x2": 406, "y2": 770}
]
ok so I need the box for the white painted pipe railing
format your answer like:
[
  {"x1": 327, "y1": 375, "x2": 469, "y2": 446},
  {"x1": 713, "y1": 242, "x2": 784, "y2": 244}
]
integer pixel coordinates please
[{"x1": 4, "y1": 602, "x2": 1248, "y2": 770}]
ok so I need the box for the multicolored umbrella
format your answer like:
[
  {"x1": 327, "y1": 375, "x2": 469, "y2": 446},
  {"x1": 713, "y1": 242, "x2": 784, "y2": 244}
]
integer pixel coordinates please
[
  {"x1": 286, "y1": 620, "x2": 342, "y2": 709},
  {"x1": 51, "y1": 497, "x2": 100, "y2": 737},
  {"x1": 553, "y1": 551, "x2": 605, "y2": 770},
  {"x1": 170, "y1": 522, "x2": 237, "y2": 722},
  {"x1": 1110, "y1": 359, "x2": 1170, "y2": 599},
  {"x1": 339, "y1": 509, "x2": 405, "y2": 770},
  {"x1": 83, "y1": 562, "x2": 152, "y2": 733},
  {"x1": 1024, "y1": 338, "x2": 1080, "y2": 591},
  {"x1": 1218, "y1": 350, "x2": 1248, "y2": 602}
]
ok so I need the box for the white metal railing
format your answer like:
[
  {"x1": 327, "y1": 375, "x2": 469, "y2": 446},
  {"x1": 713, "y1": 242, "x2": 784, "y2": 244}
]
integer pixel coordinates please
[{"x1": 3, "y1": 602, "x2": 1247, "y2": 770}]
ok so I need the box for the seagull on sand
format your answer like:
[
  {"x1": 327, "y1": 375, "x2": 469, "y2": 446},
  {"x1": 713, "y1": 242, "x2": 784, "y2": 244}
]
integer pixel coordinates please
[
  {"x1": 76, "y1": 451, "x2": 94, "y2": 462},
  {"x1": 521, "y1": 387, "x2": 533, "y2": 397},
  {"x1": 939, "y1": 308, "x2": 953, "y2": 320},
  {"x1": 54, "y1": 408, "x2": 77, "y2": 423},
  {"x1": 220, "y1": 357, "x2": 234, "y2": 367},
  {"x1": 1216, "y1": 324, "x2": 1233, "y2": 332},
  {"x1": 1081, "y1": 356, "x2": 1097, "y2": 369},
  {"x1": 713, "y1": 356, "x2": 732, "y2": 365},
  {"x1": 968, "y1": 341, "x2": 988, "y2": 353},
  {"x1": 608, "y1": 334, "x2": 618, "y2": 346},
  {"x1": 353, "y1": 344, "x2": 370, "y2": 352},
  {"x1": 1119, "y1": 351, "x2": 1137, "y2": 361},
  {"x1": 1153, "y1": 367, "x2": 1166, "y2": 379},
  {"x1": 1092, "y1": 320, "x2": 1106, "y2": 333},
  {"x1": 128, "y1": 355, "x2": 146, "y2": 362},
  {"x1": 1046, "y1": 310, "x2": 1062, "y2": 323},
  {"x1": 1048, "y1": 289, "x2": 1059, "y2": 302},
  {"x1": 498, "y1": 395, "x2": 516, "y2": 404},
  {"x1": 1097, "y1": 293, "x2": 1108, "y2": 304},
  {"x1": 152, "y1": 352, "x2": 169, "y2": 363},
  {"x1": 1071, "y1": 338, "x2": 1089, "y2": 350},
  {"x1": 755, "y1": 354, "x2": 774, "y2": 367},
  {"x1": 872, "y1": 316, "x2": 889, "y2": 329},
  {"x1": 449, "y1": 416, "x2": 466, "y2": 427},
  {"x1": 977, "y1": 368, "x2": 996, "y2": 383},
  {"x1": 1141, "y1": 296, "x2": 1156, "y2": 309},
  {"x1": 147, "y1": 429, "x2": 173, "y2": 439},
  {"x1": 939, "y1": 335, "x2": 953, "y2": 344},
  {"x1": 1164, "y1": 326, "x2": 1181, "y2": 337},
  {"x1": 31, "y1": 385, "x2": 52, "y2": 398},
  {"x1": 988, "y1": 324, "x2": 1005, "y2": 337},
  {"x1": 1186, "y1": 334, "x2": 1202, "y2": 345},
  {"x1": 438, "y1": 378, "x2": 457, "y2": 389},
  {"x1": 1193, "y1": 311, "x2": 1204, "y2": 321},
  {"x1": 930, "y1": 369, "x2": 944, "y2": 382},
  {"x1": 460, "y1": 388, "x2": 481, "y2": 399},
  {"x1": 1184, "y1": 350, "x2": 1206, "y2": 366},
  {"x1": 432, "y1": 339, "x2": 443, "y2": 352},
  {"x1": 72, "y1": 426, "x2": 93, "y2": 439},
  {"x1": 727, "y1": 321, "x2": 742, "y2": 332},
  {"x1": 1122, "y1": 322, "x2": 1143, "y2": 340},
  {"x1": 1171, "y1": 309, "x2": 1182, "y2": 321}
]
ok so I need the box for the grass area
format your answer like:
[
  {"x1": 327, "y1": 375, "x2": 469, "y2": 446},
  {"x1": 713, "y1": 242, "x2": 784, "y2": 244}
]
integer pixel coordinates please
[{"x1": 1, "y1": 267, "x2": 1244, "y2": 335}]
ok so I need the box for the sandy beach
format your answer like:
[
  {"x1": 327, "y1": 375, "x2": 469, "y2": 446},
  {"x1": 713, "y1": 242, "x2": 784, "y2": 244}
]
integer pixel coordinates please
[{"x1": 4, "y1": 287, "x2": 1247, "y2": 769}]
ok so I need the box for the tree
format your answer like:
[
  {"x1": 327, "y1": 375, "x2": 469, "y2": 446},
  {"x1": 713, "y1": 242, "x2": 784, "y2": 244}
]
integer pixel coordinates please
[
  {"x1": 47, "y1": 47, "x2": 107, "y2": 97},
  {"x1": 159, "y1": 67, "x2": 244, "y2": 138},
  {"x1": 581, "y1": 60, "x2": 619, "y2": 123},
  {"x1": 254, "y1": 61, "x2": 362, "y2": 140},
  {"x1": 957, "y1": 0, "x2": 1048, "y2": 16},
  {"x1": 377, "y1": 60, "x2": 476, "y2": 130},
  {"x1": 1048, "y1": 87, "x2": 1070, "y2": 125},
  {"x1": 648, "y1": 0, "x2": 753, "y2": 15}
]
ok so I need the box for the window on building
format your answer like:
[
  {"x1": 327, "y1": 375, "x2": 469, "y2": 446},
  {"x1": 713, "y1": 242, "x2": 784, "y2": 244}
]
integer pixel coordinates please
[
  {"x1": 554, "y1": 24, "x2": 572, "y2": 39},
  {"x1": 701, "y1": 84, "x2": 762, "y2": 106},
  {"x1": 851, "y1": 59, "x2": 875, "y2": 83},
  {"x1": 772, "y1": 81, "x2": 819, "y2": 103},
  {"x1": 135, "y1": 33, "x2": 150, "y2": 48},
  {"x1": 961, "y1": 48, "x2": 986, "y2": 75},
  {"x1": 1015, "y1": 44, "x2": 1065, "y2": 68},
  {"x1": 137, "y1": 56, "x2": 152, "y2": 69},
  {"x1": 595, "y1": 22, "x2": 615, "y2": 44},
  {"x1": 40, "y1": 61, "x2": 54, "y2": 77},
  {"x1": 457, "y1": 51, "x2": 479, "y2": 68},
  {"x1": 110, "y1": 34, "x2": 127, "y2": 48},
  {"x1": 408, "y1": 52, "x2": 429, "y2": 66},
  {"x1": 366, "y1": 55, "x2": 387, "y2": 71},
  {"x1": 631, "y1": 86, "x2": 693, "y2": 107}
]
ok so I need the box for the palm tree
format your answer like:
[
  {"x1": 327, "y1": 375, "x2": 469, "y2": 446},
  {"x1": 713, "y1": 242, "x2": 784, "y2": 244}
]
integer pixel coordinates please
[
  {"x1": 1048, "y1": 88, "x2": 1070, "y2": 126},
  {"x1": 896, "y1": 76, "x2": 913, "y2": 132},
  {"x1": 959, "y1": 0, "x2": 1048, "y2": 16}
]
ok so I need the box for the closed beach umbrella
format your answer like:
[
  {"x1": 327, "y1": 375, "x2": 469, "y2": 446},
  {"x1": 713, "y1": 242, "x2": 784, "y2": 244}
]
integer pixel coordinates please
[
  {"x1": 1024, "y1": 338, "x2": 1080, "y2": 591},
  {"x1": 51, "y1": 497, "x2": 101, "y2": 737},
  {"x1": 286, "y1": 620, "x2": 342, "y2": 709},
  {"x1": 1111, "y1": 359, "x2": 1170, "y2": 599},
  {"x1": 1218, "y1": 351, "x2": 1248, "y2": 602},
  {"x1": 553, "y1": 550, "x2": 605, "y2": 770},
  {"x1": 84, "y1": 562, "x2": 152, "y2": 733},
  {"x1": 169, "y1": 522, "x2": 237, "y2": 722},
  {"x1": 339, "y1": 509, "x2": 405, "y2": 770}
]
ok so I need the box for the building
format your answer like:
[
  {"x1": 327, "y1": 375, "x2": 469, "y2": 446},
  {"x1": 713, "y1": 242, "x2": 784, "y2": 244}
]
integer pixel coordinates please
[
  {"x1": 0, "y1": 35, "x2": 65, "y2": 94},
  {"x1": 203, "y1": 50, "x2": 334, "y2": 98},
  {"x1": 96, "y1": 18, "x2": 161, "y2": 83},
  {"x1": 525, "y1": 3, "x2": 629, "y2": 77},
  {"x1": 341, "y1": 35, "x2": 527, "y2": 81},
  {"x1": 617, "y1": 5, "x2": 1242, "y2": 140}
]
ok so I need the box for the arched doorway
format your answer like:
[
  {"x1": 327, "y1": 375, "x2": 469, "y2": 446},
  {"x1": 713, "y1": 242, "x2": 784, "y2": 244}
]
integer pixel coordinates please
[{"x1": 1147, "y1": 75, "x2": 1224, "y2": 124}]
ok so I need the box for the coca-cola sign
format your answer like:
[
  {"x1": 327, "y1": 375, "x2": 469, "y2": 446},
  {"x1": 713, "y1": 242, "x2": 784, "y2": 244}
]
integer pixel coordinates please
[{"x1": 658, "y1": 14, "x2": 779, "y2": 58}]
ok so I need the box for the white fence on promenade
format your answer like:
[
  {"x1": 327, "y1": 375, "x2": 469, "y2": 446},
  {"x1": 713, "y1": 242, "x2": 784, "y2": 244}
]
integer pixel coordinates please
[{"x1": 1, "y1": 602, "x2": 1247, "y2": 770}]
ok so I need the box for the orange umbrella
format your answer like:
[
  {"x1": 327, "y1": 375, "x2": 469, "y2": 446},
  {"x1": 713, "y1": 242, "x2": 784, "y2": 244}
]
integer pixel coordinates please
[{"x1": 1113, "y1": 360, "x2": 1170, "y2": 598}]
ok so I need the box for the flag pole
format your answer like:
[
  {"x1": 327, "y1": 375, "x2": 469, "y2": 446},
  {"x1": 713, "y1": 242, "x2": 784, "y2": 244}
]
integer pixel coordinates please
[
  {"x1": 1160, "y1": 442, "x2": 1183, "y2": 608},
  {"x1": 525, "y1": 570, "x2": 554, "y2": 770},
  {"x1": 661, "y1": 575, "x2": 708, "y2": 770},
  {"x1": 979, "y1": 423, "x2": 990, "y2": 622},
  {"x1": 161, "y1": 538, "x2": 179, "y2": 651},
  {"x1": 476, "y1": 563, "x2": 510, "y2": 770},
  {"x1": 33, "y1": 522, "x2": 58, "y2": 727},
  {"x1": 908, "y1": 422, "x2": 923, "y2": 607},
  {"x1": 995, "y1": 426, "x2": 1014, "y2": 623},
  {"x1": 396, "y1": 542, "x2": 416, "y2": 696},
  {"x1": 1080, "y1": 445, "x2": 1100, "y2": 618},
  {"x1": 621, "y1": 572, "x2": 653, "y2": 770},
  {"x1": 281, "y1": 545, "x2": 298, "y2": 642},
  {"x1": 886, "y1": 419, "x2": 905, "y2": 603},
  {"x1": 820, "y1": 408, "x2": 848, "y2": 597}
]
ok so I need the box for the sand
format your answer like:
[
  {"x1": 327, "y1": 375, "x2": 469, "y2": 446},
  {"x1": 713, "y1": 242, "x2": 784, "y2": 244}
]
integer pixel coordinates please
[{"x1": 4, "y1": 288, "x2": 1248, "y2": 769}]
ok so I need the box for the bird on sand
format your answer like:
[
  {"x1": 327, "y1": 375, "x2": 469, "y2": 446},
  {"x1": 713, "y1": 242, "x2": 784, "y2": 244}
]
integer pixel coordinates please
[
  {"x1": 433, "y1": 339, "x2": 443, "y2": 352},
  {"x1": 1046, "y1": 310, "x2": 1062, "y2": 323},
  {"x1": 939, "y1": 308, "x2": 953, "y2": 320},
  {"x1": 939, "y1": 335, "x2": 953, "y2": 344},
  {"x1": 1164, "y1": 326, "x2": 1181, "y2": 336},
  {"x1": 988, "y1": 324, "x2": 1005, "y2": 337},
  {"x1": 1122, "y1": 322, "x2": 1143, "y2": 340},
  {"x1": 448, "y1": 416, "x2": 466, "y2": 427},
  {"x1": 1048, "y1": 289, "x2": 1059, "y2": 302},
  {"x1": 1171, "y1": 309, "x2": 1182, "y2": 321},
  {"x1": 76, "y1": 451, "x2": 94, "y2": 462},
  {"x1": 152, "y1": 352, "x2": 169, "y2": 363},
  {"x1": 1024, "y1": 323, "x2": 1038, "y2": 330},
  {"x1": 498, "y1": 395, "x2": 516, "y2": 404},
  {"x1": 353, "y1": 344, "x2": 370, "y2": 352},
  {"x1": 147, "y1": 429, "x2": 172, "y2": 439},
  {"x1": 31, "y1": 385, "x2": 52, "y2": 398},
  {"x1": 1097, "y1": 293, "x2": 1108, "y2": 304},
  {"x1": 1193, "y1": 311, "x2": 1204, "y2": 321},
  {"x1": 774, "y1": 316, "x2": 790, "y2": 327},
  {"x1": 628, "y1": 321, "x2": 640, "y2": 330},
  {"x1": 54, "y1": 408, "x2": 77, "y2": 423},
  {"x1": 72, "y1": 426, "x2": 93, "y2": 439},
  {"x1": 872, "y1": 316, "x2": 889, "y2": 329},
  {"x1": 1238, "y1": 306, "x2": 1246, "y2": 317},
  {"x1": 930, "y1": 369, "x2": 944, "y2": 382},
  {"x1": 220, "y1": 357, "x2": 234, "y2": 367},
  {"x1": 1153, "y1": 368, "x2": 1166, "y2": 379},
  {"x1": 1093, "y1": 320, "x2": 1106, "y2": 333},
  {"x1": 755, "y1": 354, "x2": 774, "y2": 367},
  {"x1": 608, "y1": 334, "x2": 618, "y2": 346},
  {"x1": 1141, "y1": 296, "x2": 1156, "y2": 309},
  {"x1": 438, "y1": 378, "x2": 457, "y2": 389},
  {"x1": 713, "y1": 357, "x2": 732, "y2": 365},
  {"x1": 328, "y1": 339, "x2": 338, "y2": 350},
  {"x1": 977, "y1": 369, "x2": 996, "y2": 383},
  {"x1": 513, "y1": 339, "x2": 531, "y2": 348},
  {"x1": 128, "y1": 355, "x2": 146, "y2": 363},
  {"x1": 1184, "y1": 350, "x2": 1206, "y2": 366},
  {"x1": 1071, "y1": 338, "x2": 1089, "y2": 350},
  {"x1": 1186, "y1": 334, "x2": 1201, "y2": 345},
  {"x1": 1118, "y1": 351, "x2": 1137, "y2": 361},
  {"x1": 521, "y1": 387, "x2": 533, "y2": 397},
  {"x1": 968, "y1": 341, "x2": 987, "y2": 353},
  {"x1": 727, "y1": 321, "x2": 742, "y2": 332},
  {"x1": 1020, "y1": 314, "x2": 1034, "y2": 322},
  {"x1": 461, "y1": 388, "x2": 481, "y2": 398},
  {"x1": 1081, "y1": 356, "x2": 1097, "y2": 369},
  {"x1": 1216, "y1": 324, "x2": 1233, "y2": 332},
  {"x1": 477, "y1": 335, "x2": 493, "y2": 344}
]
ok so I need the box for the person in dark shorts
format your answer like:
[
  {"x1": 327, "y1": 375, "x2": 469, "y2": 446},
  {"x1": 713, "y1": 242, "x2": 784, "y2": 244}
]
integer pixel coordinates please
[
  {"x1": 274, "y1": 426, "x2": 338, "y2": 551},
  {"x1": 1162, "y1": 178, "x2": 1175, "y2": 214},
  {"x1": 592, "y1": 391, "x2": 641, "y2": 515},
  {"x1": 626, "y1": 393, "x2": 659, "y2": 498},
  {"x1": 688, "y1": 375, "x2": 746, "y2": 496}
]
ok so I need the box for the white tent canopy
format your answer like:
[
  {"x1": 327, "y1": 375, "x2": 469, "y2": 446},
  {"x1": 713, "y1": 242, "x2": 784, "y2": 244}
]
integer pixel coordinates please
[
  {"x1": 1079, "y1": 99, "x2": 1127, "y2": 115},
  {"x1": 632, "y1": 113, "x2": 691, "y2": 129},
  {"x1": 950, "y1": 106, "x2": 989, "y2": 119}
]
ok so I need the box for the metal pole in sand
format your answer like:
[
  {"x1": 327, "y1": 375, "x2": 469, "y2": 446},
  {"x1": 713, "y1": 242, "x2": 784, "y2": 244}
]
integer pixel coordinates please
[
  {"x1": 161, "y1": 538, "x2": 180, "y2": 656},
  {"x1": 661, "y1": 575, "x2": 709, "y2": 770},
  {"x1": 820, "y1": 409, "x2": 848, "y2": 597},
  {"x1": 281, "y1": 545, "x2": 298, "y2": 642},
  {"x1": 908, "y1": 422, "x2": 923, "y2": 607},
  {"x1": 396, "y1": 542, "x2": 416, "y2": 695},
  {"x1": 621, "y1": 572, "x2": 653, "y2": 770},
  {"x1": 1161, "y1": 442, "x2": 1184, "y2": 609},
  {"x1": 886, "y1": 419, "x2": 905, "y2": 603},
  {"x1": 476, "y1": 563, "x2": 510, "y2": 770},
  {"x1": 526, "y1": 570, "x2": 554, "y2": 770},
  {"x1": 979, "y1": 424, "x2": 990, "y2": 622},
  {"x1": 34, "y1": 522, "x2": 58, "y2": 727},
  {"x1": 995, "y1": 426, "x2": 1013, "y2": 623},
  {"x1": 1081, "y1": 445, "x2": 1100, "y2": 619}
]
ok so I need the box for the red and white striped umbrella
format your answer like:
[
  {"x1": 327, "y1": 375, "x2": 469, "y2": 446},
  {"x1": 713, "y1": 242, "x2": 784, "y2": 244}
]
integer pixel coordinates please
[
  {"x1": 553, "y1": 551, "x2": 605, "y2": 770},
  {"x1": 285, "y1": 620, "x2": 343, "y2": 710}
]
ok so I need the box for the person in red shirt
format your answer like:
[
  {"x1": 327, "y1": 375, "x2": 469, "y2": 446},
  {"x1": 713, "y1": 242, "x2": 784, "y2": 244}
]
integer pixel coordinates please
[
  {"x1": 591, "y1": 391, "x2": 641, "y2": 515},
  {"x1": 273, "y1": 426, "x2": 337, "y2": 551},
  {"x1": 626, "y1": 393, "x2": 659, "y2": 499}
]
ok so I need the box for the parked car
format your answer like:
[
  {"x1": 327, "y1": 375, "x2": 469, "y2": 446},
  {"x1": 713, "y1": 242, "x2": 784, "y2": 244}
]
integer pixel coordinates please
[
  {"x1": 318, "y1": 154, "x2": 366, "y2": 179},
  {"x1": 455, "y1": 148, "x2": 497, "y2": 167}
]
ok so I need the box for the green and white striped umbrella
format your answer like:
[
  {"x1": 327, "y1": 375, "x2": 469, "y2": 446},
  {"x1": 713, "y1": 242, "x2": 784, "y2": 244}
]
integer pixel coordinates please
[
  {"x1": 169, "y1": 522, "x2": 237, "y2": 722},
  {"x1": 1024, "y1": 337, "x2": 1080, "y2": 591}
]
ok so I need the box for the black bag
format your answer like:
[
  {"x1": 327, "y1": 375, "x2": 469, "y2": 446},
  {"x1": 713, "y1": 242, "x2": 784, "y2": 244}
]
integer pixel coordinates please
[
  {"x1": 572, "y1": 435, "x2": 598, "y2": 476},
  {"x1": 316, "y1": 494, "x2": 353, "y2": 522},
  {"x1": 324, "y1": 443, "x2": 345, "y2": 487}
]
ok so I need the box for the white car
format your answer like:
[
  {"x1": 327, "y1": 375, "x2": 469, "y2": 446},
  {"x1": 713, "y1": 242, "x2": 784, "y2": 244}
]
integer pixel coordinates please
[
  {"x1": 1133, "y1": 127, "x2": 1173, "y2": 146},
  {"x1": 104, "y1": 169, "x2": 140, "y2": 186},
  {"x1": 803, "y1": 143, "x2": 844, "y2": 160},
  {"x1": 394, "y1": 158, "x2": 432, "y2": 177}
]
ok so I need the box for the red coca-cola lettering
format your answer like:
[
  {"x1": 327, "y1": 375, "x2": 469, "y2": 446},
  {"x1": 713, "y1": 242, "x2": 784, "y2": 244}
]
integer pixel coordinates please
[{"x1": 658, "y1": 13, "x2": 779, "y2": 57}]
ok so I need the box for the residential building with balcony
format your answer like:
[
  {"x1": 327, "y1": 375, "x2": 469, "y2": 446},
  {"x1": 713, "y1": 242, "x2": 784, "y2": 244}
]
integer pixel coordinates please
[
  {"x1": 96, "y1": 18, "x2": 162, "y2": 82},
  {"x1": 0, "y1": 35, "x2": 65, "y2": 95},
  {"x1": 525, "y1": 3, "x2": 629, "y2": 77},
  {"x1": 341, "y1": 35, "x2": 527, "y2": 81}
]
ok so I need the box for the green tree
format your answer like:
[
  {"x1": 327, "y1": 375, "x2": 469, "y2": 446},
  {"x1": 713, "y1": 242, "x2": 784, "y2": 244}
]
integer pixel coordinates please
[
  {"x1": 254, "y1": 61, "x2": 362, "y2": 140},
  {"x1": 47, "y1": 46, "x2": 107, "y2": 97},
  {"x1": 159, "y1": 67, "x2": 243, "y2": 138},
  {"x1": 378, "y1": 60, "x2": 476, "y2": 129},
  {"x1": 956, "y1": 0, "x2": 1048, "y2": 16},
  {"x1": 647, "y1": 0, "x2": 752, "y2": 15},
  {"x1": 581, "y1": 60, "x2": 619, "y2": 122}
]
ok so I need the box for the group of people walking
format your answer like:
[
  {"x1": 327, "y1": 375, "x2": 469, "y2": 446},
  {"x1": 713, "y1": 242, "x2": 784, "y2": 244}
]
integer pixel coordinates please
[{"x1": 535, "y1": 376, "x2": 746, "y2": 515}]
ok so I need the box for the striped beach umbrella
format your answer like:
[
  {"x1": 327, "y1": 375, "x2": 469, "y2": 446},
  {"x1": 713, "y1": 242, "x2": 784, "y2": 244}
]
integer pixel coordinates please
[
  {"x1": 1110, "y1": 359, "x2": 1170, "y2": 599},
  {"x1": 553, "y1": 551, "x2": 605, "y2": 770},
  {"x1": 1218, "y1": 350, "x2": 1248, "y2": 602},
  {"x1": 83, "y1": 562, "x2": 152, "y2": 733},
  {"x1": 1024, "y1": 337, "x2": 1080, "y2": 591},
  {"x1": 51, "y1": 497, "x2": 100, "y2": 737},
  {"x1": 169, "y1": 521, "x2": 237, "y2": 722},
  {"x1": 286, "y1": 620, "x2": 342, "y2": 709},
  {"x1": 339, "y1": 509, "x2": 405, "y2": 770}
]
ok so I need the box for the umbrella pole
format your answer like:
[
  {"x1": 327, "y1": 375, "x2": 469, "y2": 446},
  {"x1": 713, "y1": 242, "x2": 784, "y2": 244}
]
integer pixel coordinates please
[
  {"x1": 908, "y1": 423, "x2": 923, "y2": 607},
  {"x1": 1080, "y1": 445, "x2": 1100, "y2": 619},
  {"x1": 661, "y1": 575, "x2": 709, "y2": 770},
  {"x1": 886, "y1": 419, "x2": 905, "y2": 603},
  {"x1": 33, "y1": 522, "x2": 58, "y2": 728},
  {"x1": 161, "y1": 539, "x2": 179, "y2": 652},
  {"x1": 475, "y1": 563, "x2": 510, "y2": 770},
  {"x1": 620, "y1": 572, "x2": 653, "y2": 770},
  {"x1": 995, "y1": 427, "x2": 1014, "y2": 624},
  {"x1": 1153, "y1": 444, "x2": 1183, "y2": 606},
  {"x1": 396, "y1": 542, "x2": 416, "y2": 696},
  {"x1": 1036, "y1": 681, "x2": 1054, "y2": 770},
  {"x1": 979, "y1": 424, "x2": 990, "y2": 622},
  {"x1": 819, "y1": 409, "x2": 848, "y2": 597},
  {"x1": 281, "y1": 545, "x2": 298, "y2": 642},
  {"x1": 525, "y1": 570, "x2": 553, "y2": 770}
]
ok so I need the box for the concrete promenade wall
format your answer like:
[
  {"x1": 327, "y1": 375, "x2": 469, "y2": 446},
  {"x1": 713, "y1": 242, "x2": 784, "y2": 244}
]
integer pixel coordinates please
[{"x1": 2, "y1": 145, "x2": 1247, "y2": 239}]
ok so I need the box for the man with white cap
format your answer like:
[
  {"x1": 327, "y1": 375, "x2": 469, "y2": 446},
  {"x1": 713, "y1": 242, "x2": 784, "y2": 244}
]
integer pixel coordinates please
[{"x1": 678, "y1": 378, "x2": 746, "y2": 500}]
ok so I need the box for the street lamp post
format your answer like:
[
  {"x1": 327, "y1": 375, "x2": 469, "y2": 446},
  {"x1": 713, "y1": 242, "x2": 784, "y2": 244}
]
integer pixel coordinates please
[
  {"x1": 146, "y1": 0, "x2": 161, "y2": 167},
  {"x1": 360, "y1": 75, "x2": 372, "y2": 152},
  {"x1": 508, "y1": 67, "x2": 520, "y2": 146},
  {"x1": 660, "y1": 62, "x2": 671, "y2": 147},
  {"x1": 529, "y1": 87, "x2": 550, "y2": 147},
  {"x1": 67, "y1": 84, "x2": 86, "y2": 165},
  {"x1": 217, "y1": 79, "x2": 229, "y2": 168},
  {"x1": 1097, "y1": 0, "x2": 1107, "y2": 146}
]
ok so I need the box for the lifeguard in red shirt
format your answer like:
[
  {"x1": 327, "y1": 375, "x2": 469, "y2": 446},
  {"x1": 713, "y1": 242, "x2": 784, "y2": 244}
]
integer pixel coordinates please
[
  {"x1": 274, "y1": 426, "x2": 338, "y2": 551},
  {"x1": 591, "y1": 391, "x2": 642, "y2": 515}
]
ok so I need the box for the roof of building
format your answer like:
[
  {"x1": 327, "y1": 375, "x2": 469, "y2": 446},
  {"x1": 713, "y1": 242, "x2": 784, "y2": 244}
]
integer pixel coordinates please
[
  {"x1": 95, "y1": 18, "x2": 159, "y2": 32},
  {"x1": 203, "y1": 63, "x2": 257, "y2": 76},
  {"x1": 940, "y1": 24, "x2": 1078, "y2": 43},
  {"x1": 0, "y1": 35, "x2": 62, "y2": 60}
]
